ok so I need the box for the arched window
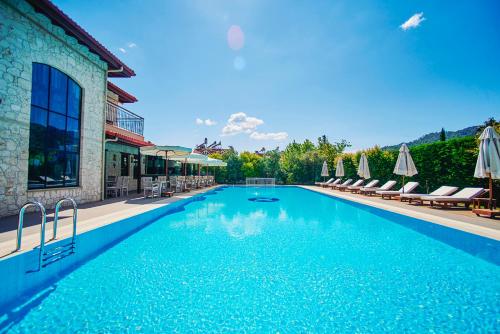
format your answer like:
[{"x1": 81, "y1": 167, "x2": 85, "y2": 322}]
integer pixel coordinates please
[{"x1": 28, "y1": 63, "x2": 82, "y2": 189}]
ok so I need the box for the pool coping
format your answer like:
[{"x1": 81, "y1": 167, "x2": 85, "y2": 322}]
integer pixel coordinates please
[{"x1": 300, "y1": 185, "x2": 500, "y2": 241}]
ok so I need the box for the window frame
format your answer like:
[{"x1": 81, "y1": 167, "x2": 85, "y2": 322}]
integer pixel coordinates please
[{"x1": 28, "y1": 63, "x2": 82, "y2": 190}]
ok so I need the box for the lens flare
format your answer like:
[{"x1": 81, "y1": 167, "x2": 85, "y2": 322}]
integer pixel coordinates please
[
  {"x1": 233, "y1": 56, "x2": 246, "y2": 71},
  {"x1": 227, "y1": 25, "x2": 245, "y2": 50}
]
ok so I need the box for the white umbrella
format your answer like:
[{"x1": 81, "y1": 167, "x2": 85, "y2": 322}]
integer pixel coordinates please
[
  {"x1": 393, "y1": 143, "x2": 418, "y2": 193},
  {"x1": 321, "y1": 161, "x2": 329, "y2": 181},
  {"x1": 357, "y1": 153, "x2": 370, "y2": 179},
  {"x1": 140, "y1": 145, "x2": 191, "y2": 178},
  {"x1": 335, "y1": 158, "x2": 345, "y2": 177},
  {"x1": 474, "y1": 126, "x2": 500, "y2": 209}
]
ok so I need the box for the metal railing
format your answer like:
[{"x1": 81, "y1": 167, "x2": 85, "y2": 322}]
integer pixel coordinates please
[{"x1": 106, "y1": 101, "x2": 144, "y2": 136}]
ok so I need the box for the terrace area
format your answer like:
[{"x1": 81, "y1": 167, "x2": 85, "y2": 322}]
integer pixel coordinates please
[{"x1": 106, "y1": 101, "x2": 144, "y2": 136}]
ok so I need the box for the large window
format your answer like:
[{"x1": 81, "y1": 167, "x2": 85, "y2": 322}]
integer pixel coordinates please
[{"x1": 28, "y1": 63, "x2": 82, "y2": 189}]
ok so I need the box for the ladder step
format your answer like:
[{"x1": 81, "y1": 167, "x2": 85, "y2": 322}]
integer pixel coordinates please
[
  {"x1": 42, "y1": 252, "x2": 73, "y2": 267},
  {"x1": 44, "y1": 244, "x2": 75, "y2": 260}
]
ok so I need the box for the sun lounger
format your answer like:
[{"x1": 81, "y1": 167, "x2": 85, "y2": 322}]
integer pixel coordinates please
[
  {"x1": 330, "y1": 179, "x2": 352, "y2": 190},
  {"x1": 376, "y1": 182, "x2": 419, "y2": 199},
  {"x1": 323, "y1": 178, "x2": 342, "y2": 188},
  {"x1": 338, "y1": 179, "x2": 363, "y2": 191},
  {"x1": 315, "y1": 178, "x2": 334, "y2": 187},
  {"x1": 359, "y1": 180, "x2": 396, "y2": 196},
  {"x1": 424, "y1": 188, "x2": 488, "y2": 208},
  {"x1": 400, "y1": 186, "x2": 458, "y2": 204},
  {"x1": 348, "y1": 179, "x2": 379, "y2": 193}
]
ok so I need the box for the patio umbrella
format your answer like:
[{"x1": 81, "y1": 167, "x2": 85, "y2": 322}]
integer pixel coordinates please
[
  {"x1": 140, "y1": 145, "x2": 191, "y2": 178},
  {"x1": 474, "y1": 126, "x2": 500, "y2": 209},
  {"x1": 335, "y1": 158, "x2": 344, "y2": 178},
  {"x1": 357, "y1": 153, "x2": 370, "y2": 179},
  {"x1": 170, "y1": 153, "x2": 208, "y2": 176},
  {"x1": 393, "y1": 143, "x2": 418, "y2": 193},
  {"x1": 321, "y1": 161, "x2": 329, "y2": 182}
]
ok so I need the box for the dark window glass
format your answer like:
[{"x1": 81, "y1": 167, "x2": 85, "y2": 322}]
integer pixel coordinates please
[
  {"x1": 46, "y1": 150, "x2": 65, "y2": 188},
  {"x1": 66, "y1": 117, "x2": 79, "y2": 153},
  {"x1": 67, "y1": 79, "x2": 81, "y2": 119},
  {"x1": 28, "y1": 148, "x2": 46, "y2": 189},
  {"x1": 49, "y1": 68, "x2": 68, "y2": 115},
  {"x1": 28, "y1": 63, "x2": 81, "y2": 189},
  {"x1": 28, "y1": 106, "x2": 47, "y2": 150},
  {"x1": 65, "y1": 153, "x2": 79, "y2": 187},
  {"x1": 31, "y1": 64, "x2": 49, "y2": 108},
  {"x1": 121, "y1": 153, "x2": 130, "y2": 176},
  {"x1": 47, "y1": 112, "x2": 66, "y2": 150}
]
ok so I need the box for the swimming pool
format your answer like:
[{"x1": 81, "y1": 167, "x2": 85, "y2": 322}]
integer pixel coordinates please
[{"x1": 1, "y1": 186, "x2": 499, "y2": 333}]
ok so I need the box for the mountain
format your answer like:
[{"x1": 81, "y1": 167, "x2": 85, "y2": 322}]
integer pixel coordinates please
[{"x1": 382, "y1": 126, "x2": 479, "y2": 150}]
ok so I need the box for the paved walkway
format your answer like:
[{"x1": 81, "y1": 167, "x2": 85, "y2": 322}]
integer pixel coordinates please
[
  {"x1": 301, "y1": 185, "x2": 500, "y2": 241},
  {"x1": 0, "y1": 187, "x2": 217, "y2": 259}
]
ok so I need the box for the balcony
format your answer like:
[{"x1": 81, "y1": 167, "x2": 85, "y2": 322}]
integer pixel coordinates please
[{"x1": 106, "y1": 102, "x2": 144, "y2": 136}]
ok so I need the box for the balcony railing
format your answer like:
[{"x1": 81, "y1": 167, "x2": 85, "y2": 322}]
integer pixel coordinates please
[{"x1": 106, "y1": 102, "x2": 144, "y2": 136}]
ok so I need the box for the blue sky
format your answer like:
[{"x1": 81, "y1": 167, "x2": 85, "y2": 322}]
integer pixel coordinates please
[{"x1": 54, "y1": 0, "x2": 500, "y2": 152}]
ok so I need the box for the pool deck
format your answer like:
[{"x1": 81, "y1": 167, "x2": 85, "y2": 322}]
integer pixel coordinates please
[
  {"x1": 0, "y1": 186, "x2": 218, "y2": 259},
  {"x1": 301, "y1": 185, "x2": 500, "y2": 241},
  {"x1": 0, "y1": 184, "x2": 498, "y2": 260}
]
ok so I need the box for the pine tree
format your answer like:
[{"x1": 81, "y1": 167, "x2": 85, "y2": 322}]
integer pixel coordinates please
[{"x1": 439, "y1": 128, "x2": 446, "y2": 141}]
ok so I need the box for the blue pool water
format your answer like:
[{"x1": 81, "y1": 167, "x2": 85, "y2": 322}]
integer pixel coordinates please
[{"x1": 1, "y1": 186, "x2": 499, "y2": 333}]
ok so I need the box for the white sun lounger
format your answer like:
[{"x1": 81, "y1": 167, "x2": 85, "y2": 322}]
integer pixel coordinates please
[
  {"x1": 323, "y1": 178, "x2": 341, "y2": 188},
  {"x1": 348, "y1": 179, "x2": 379, "y2": 193},
  {"x1": 400, "y1": 186, "x2": 458, "y2": 204},
  {"x1": 315, "y1": 178, "x2": 334, "y2": 186},
  {"x1": 338, "y1": 179, "x2": 363, "y2": 191},
  {"x1": 376, "y1": 182, "x2": 419, "y2": 200},
  {"x1": 359, "y1": 180, "x2": 396, "y2": 196},
  {"x1": 330, "y1": 179, "x2": 352, "y2": 189},
  {"x1": 424, "y1": 188, "x2": 488, "y2": 208}
]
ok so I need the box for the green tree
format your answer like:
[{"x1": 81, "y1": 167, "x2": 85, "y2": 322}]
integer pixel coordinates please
[{"x1": 440, "y1": 128, "x2": 446, "y2": 141}]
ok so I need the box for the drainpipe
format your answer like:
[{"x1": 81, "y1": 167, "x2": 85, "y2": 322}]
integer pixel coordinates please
[{"x1": 101, "y1": 67, "x2": 124, "y2": 200}]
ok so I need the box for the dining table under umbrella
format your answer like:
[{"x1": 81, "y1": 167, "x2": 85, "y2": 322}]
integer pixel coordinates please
[
  {"x1": 357, "y1": 153, "x2": 370, "y2": 180},
  {"x1": 393, "y1": 143, "x2": 418, "y2": 193},
  {"x1": 321, "y1": 161, "x2": 329, "y2": 182},
  {"x1": 140, "y1": 145, "x2": 192, "y2": 178},
  {"x1": 473, "y1": 126, "x2": 500, "y2": 212}
]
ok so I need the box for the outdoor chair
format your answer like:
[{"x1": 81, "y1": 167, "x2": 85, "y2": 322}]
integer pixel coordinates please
[
  {"x1": 376, "y1": 182, "x2": 420, "y2": 200},
  {"x1": 400, "y1": 186, "x2": 458, "y2": 204},
  {"x1": 348, "y1": 179, "x2": 379, "y2": 193},
  {"x1": 425, "y1": 188, "x2": 488, "y2": 208},
  {"x1": 359, "y1": 180, "x2": 397, "y2": 196}
]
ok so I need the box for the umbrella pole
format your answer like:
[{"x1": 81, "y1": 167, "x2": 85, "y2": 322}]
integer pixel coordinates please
[
  {"x1": 198, "y1": 164, "x2": 200, "y2": 176},
  {"x1": 489, "y1": 175, "x2": 493, "y2": 210},
  {"x1": 402, "y1": 175, "x2": 405, "y2": 194}
]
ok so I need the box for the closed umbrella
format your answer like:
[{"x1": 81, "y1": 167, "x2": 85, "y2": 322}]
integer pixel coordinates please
[
  {"x1": 335, "y1": 158, "x2": 344, "y2": 178},
  {"x1": 393, "y1": 143, "x2": 418, "y2": 193},
  {"x1": 474, "y1": 126, "x2": 500, "y2": 209},
  {"x1": 357, "y1": 153, "x2": 370, "y2": 179},
  {"x1": 321, "y1": 161, "x2": 329, "y2": 182}
]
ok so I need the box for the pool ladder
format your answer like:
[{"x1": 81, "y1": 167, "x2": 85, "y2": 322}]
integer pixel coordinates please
[{"x1": 16, "y1": 198, "x2": 78, "y2": 270}]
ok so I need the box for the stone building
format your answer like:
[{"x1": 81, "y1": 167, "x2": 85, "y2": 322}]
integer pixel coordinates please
[{"x1": 0, "y1": 0, "x2": 135, "y2": 217}]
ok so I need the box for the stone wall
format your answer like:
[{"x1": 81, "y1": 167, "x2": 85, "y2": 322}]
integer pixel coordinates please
[{"x1": 0, "y1": 0, "x2": 108, "y2": 217}]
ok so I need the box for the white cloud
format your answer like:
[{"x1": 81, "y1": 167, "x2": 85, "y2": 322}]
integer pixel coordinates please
[
  {"x1": 127, "y1": 42, "x2": 137, "y2": 48},
  {"x1": 250, "y1": 131, "x2": 288, "y2": 141},
  {"x1": 400, "y1": 12, "x2": 425, "y2": 31},
  {"x1": 118, "y1": 47, "x2": 126, "y2": 53},
  {"x1": 222, "y1": 112, "x2": 264, "y2": 136},
  {"x1": 196, "y1": 118, "x2": 217, "y2": 126}
]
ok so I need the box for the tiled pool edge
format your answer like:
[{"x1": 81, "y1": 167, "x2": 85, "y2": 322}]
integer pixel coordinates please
[{"x1": 0, "y1": 187, "x2": 225, "y2": 312}]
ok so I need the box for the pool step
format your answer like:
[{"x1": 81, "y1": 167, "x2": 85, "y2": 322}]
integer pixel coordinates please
[{"x1": 42, "y1": 242, "x2": 75, "y2": 267}]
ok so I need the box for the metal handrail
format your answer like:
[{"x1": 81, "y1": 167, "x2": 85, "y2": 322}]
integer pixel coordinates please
[
  {"x1": 53, "y1": 198, "x2": 78, "y2": 244},
  {"x1": 16, "y1": 201, "x2": 46, "y2": 252}
]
